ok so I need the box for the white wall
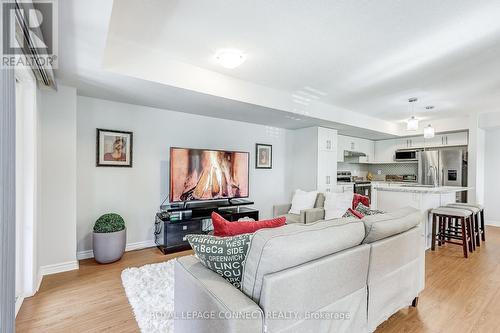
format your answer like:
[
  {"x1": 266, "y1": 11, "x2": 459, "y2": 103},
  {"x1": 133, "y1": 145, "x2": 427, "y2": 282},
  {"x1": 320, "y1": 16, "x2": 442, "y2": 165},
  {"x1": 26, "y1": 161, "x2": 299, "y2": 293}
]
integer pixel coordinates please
[
  {"x1": 467, "y1": 114, "x2": 486, "y2": 205},
  {"x1": 39, "y1": 85, "x2": 78, "y2": 270},
  {"x1": 76, "y1": 97, "x2": 291, "y2": 254},
  {"x1": 484, "y1": 128, "x2": 500, "y2": 226}
]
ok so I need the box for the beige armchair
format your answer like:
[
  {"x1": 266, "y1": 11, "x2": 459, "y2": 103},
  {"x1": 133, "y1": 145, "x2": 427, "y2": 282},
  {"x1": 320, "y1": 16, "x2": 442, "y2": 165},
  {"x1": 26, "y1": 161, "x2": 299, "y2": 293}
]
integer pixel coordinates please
[{"x1": 273, "y1": 193, "x2": 325, "y2": 224}]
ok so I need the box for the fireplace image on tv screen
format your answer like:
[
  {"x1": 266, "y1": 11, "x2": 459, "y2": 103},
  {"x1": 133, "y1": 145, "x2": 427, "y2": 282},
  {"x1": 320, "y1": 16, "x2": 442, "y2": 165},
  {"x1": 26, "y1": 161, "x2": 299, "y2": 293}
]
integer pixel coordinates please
[{"x1": 169, "y1": 148, "x2": 249, "y2": 202}]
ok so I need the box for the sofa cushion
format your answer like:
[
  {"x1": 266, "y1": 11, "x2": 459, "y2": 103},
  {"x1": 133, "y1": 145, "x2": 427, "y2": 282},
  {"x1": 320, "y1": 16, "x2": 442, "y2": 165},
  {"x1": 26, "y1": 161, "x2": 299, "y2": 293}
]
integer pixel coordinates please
[
  {"x1": 241, "y1": 219, "x2": 365, "y2": 302},
  {"x1": 289, "y1": 189, "x2": 318, "y2": 214},
  {"x1": 361, "y1": 207, "x2": 422, "y2": 244},
  {"x1": 324, "y1": 191, "x2": 353, "y2": 219},
  {"x1": 211, "y1": 212, "x2": 286, "y2": 236},
  {"x1": 186, "y1": 233, "x2": 253, "y2": 289},
  {"x1": 282, "y1": 213, "x2": 300, "y2": 224}
]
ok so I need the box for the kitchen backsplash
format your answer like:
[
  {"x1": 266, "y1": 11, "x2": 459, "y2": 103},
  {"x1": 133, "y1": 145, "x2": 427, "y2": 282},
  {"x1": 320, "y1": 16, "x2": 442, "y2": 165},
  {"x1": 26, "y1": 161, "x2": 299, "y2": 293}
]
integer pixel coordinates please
[
  {"x1": 337, "y1": 162, "x2": 369, "y2": 177},
  {"x1": 337, "y1": 162, "x2": 418, "y2": 179},
  {"x1": 368, "y1": 163, "x2": 418, "y2": 176}
]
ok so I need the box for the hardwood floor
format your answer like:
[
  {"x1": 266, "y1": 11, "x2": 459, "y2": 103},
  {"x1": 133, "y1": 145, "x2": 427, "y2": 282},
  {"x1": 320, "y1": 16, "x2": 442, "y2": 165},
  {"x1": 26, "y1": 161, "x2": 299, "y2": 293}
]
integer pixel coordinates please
[
  {"x1": 16, "y1": 248, "x2": 193, "y2": 332},
  {"x1": 16, "y1": 226, "x2": 500, "y2": 333}
]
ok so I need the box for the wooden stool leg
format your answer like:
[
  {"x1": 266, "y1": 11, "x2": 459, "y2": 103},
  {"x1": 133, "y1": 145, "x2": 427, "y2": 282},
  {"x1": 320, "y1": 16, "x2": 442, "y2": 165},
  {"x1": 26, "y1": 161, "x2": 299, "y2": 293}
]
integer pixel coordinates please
[
  {"x1": 431, "y1": 213, "x2": 437, "y2": 251},
  {"x1": 438, "y1": 216, "x2": 443, "y2": 246},
  {"x1": 460, "y1": 217, "x2": 468, "y2": 258},
  {"x1": 467, "y1": 217, "x2": 474, "y2": 252},
  {"x1": 443, "y1": 216, "x2": 451, "y2": 243},
  {"x1": 480, "y1": 210, "x2": 486, "y2": 241},
  {"x1": 474, "y1": 213, "x2": 480, "y2": 246}
]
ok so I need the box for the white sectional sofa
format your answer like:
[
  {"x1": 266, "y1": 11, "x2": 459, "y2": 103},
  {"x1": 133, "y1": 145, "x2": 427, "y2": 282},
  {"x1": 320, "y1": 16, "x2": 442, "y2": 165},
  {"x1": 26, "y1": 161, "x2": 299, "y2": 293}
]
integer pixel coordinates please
[{"x1": 174, "y1": 207, "x2": 425, "y2": 333}]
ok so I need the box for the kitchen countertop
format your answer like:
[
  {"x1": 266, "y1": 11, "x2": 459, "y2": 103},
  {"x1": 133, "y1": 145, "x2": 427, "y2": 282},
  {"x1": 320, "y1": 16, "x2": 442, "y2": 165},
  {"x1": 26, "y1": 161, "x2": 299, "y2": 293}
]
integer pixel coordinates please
[
  {"x1": 337, "y1": 181, "x2": 418, "y2": 185},
  {"x1": 372, "y1": 184, "x2": 471, "y2": 193}
]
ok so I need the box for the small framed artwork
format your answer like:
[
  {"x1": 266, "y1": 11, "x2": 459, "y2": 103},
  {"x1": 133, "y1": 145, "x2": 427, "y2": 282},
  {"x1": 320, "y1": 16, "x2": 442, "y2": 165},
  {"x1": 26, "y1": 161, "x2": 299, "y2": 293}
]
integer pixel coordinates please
[
  {"x1": 255, "y1": 143, "x2": 272, "y2": 169},
  {"x1": 96, "y1": 129, "x2": 133, "y2": 167}
]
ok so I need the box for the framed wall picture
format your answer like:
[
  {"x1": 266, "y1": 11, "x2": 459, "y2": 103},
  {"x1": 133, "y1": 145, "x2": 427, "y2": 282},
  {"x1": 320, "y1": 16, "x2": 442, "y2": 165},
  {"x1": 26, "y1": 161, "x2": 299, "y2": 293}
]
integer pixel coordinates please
[
  {"x1": 255, "y1": 143, "x2": 272, "y2": 169},
  {"x1": 96, "y1": 129, "x2": 133, "y2": 167}
]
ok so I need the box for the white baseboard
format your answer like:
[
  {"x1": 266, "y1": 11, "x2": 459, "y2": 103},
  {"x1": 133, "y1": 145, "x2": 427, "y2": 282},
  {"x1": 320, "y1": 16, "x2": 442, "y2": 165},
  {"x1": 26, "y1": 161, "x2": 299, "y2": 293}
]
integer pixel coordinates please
[
  {"x1": 125, "y1": 239, "x2": 156, "y2": 251},
  {"x1": 34, "y1": 271, "x2": 43, "y2": 294},
  {"x1": 39, "y1": 260, "x2": 79, "y2": 276},
  {"x1": 486, "y1": 220, "x2": 500, "y2": 227},
  {"x1": 77, "y1": 249, "x2": 94, "y2": 260},
  {"x1": 76, "y1": 239, "x2": 156, "y2": 260},
  {"x1": 15, "y1": 296, "x2": 24, "y2": 317}
]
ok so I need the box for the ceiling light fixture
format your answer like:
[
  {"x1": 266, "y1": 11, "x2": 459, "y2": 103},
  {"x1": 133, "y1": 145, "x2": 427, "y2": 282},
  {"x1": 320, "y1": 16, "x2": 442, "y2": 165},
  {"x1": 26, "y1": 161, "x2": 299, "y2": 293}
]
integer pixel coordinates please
[
  {"x1": 424, "y1": 124, "x2": 435, "y2": 139},
  {"x1": 214, "y1": 49, "x2": 246, "y2": 69},
  {"x1": 406, "y1": 97, "x2": 419, "y2": 131},
  {"x1": 424, "y1": 106, "x2": 435, "y2": 139}
]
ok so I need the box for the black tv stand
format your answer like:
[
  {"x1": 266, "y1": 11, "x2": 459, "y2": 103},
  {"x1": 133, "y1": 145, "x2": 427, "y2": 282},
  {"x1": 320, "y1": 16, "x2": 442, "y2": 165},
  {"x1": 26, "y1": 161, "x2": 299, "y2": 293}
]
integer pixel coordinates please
[{"x1": 155, "y1": 199, "x2": 258, "y2": 254}]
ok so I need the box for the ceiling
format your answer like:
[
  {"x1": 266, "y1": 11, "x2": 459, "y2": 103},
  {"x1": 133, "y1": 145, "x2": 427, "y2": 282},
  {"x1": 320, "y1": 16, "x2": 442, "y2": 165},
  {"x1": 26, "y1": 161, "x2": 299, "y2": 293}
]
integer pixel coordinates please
[{"x1": 54, "y1": 0, "x2": 500, "y2": 138}]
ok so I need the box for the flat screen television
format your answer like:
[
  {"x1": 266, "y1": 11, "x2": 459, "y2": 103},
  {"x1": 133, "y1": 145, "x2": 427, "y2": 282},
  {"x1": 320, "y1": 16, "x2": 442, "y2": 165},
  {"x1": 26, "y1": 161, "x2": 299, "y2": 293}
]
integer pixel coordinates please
[{"x1": 169, "y1": 147, "x2": 249, "y2": 202}]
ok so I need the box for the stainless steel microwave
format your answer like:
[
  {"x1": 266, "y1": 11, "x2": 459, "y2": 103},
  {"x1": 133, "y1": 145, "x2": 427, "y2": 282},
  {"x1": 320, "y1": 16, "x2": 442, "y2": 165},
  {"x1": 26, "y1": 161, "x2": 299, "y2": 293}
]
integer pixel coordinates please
[{"x1": 394, "y1": 150, "x2": 418, "y2": 161}]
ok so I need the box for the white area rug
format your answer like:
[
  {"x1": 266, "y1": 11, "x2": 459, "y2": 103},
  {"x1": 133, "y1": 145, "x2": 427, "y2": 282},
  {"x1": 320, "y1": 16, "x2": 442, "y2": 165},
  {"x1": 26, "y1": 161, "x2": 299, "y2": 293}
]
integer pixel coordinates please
[{"x1": 121, "y1": 260, "x2": 175, "y2": 333}]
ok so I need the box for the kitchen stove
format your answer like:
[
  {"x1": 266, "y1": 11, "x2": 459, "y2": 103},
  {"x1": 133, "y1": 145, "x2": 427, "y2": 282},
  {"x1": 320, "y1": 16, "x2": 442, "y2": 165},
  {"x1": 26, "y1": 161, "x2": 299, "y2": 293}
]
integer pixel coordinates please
[{"x1": 337, "y1": 171, "x2": 372, "y2": 199}]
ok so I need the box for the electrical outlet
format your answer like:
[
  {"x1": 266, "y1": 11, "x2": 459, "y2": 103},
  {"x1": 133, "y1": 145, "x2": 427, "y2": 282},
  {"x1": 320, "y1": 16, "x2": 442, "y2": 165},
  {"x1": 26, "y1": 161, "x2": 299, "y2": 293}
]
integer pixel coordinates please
[{"x1": 377, "y1": 169, "x2": 382, "y2": 175}]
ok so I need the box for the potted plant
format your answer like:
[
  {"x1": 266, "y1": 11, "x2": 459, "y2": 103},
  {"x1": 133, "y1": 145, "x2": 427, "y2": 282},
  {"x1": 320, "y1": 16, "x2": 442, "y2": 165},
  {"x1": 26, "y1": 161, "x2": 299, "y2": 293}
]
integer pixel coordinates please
[{"x1": 93, "y1": 213, "x2": 126, "y2": 264}]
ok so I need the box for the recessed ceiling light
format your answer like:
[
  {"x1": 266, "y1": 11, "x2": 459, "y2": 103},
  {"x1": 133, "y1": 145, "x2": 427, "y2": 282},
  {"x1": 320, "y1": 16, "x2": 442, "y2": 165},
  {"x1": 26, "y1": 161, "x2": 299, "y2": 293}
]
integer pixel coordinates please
[{"x1": 214, "y1": 49, "x2": 246, "y2": 69}]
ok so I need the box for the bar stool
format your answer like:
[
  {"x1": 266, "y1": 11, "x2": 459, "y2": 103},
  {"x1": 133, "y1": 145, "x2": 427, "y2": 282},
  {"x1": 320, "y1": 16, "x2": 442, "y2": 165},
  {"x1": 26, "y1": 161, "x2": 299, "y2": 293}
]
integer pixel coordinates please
[
  {"x1": 447, "y1": 204, "x2": 481, "y2": 247},
  {"x1": 430, "y1": 207, "x2": 473, "y2": 258},
  {"x1": 448, "y1": 203, "x2": 485, "y2": 242}
]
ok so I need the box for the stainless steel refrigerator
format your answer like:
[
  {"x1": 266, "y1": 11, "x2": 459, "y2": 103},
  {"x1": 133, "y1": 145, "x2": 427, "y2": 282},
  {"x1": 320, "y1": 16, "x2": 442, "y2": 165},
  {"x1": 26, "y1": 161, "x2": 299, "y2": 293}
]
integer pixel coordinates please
[{"x1": 418, "y1": 148, "x2": 468, "y2": 202}]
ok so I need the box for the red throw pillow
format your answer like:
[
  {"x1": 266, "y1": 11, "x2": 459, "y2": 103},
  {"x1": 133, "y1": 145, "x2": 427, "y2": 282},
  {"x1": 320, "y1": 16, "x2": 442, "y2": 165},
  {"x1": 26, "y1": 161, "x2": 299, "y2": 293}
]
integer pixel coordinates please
[
  {"x1": 212, "y1": 212, "x2": 286, "y2": 237},
  {"x1": 348, "y1": 208, "x2": 364, "y2": 219},
  {"x1": 352, "y1": 193, "x2": 370, "y2": 210}
]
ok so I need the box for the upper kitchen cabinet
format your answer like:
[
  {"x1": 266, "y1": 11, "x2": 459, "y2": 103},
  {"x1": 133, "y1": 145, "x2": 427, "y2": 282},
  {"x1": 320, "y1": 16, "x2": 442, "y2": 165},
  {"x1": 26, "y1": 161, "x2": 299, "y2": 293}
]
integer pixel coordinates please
[
  {"x1": 438, "y1": 132, "x2": 468, "y2": 147},
  {"x1": 337, "y1": 135, "x2": 375, "y2": 163},
  {"x1": 397, "y1": 136, "x2": 425, "y2": 149},
  {"x1": 373, "y1": 131, "x2": 469, "y2": 163},
  {"x1": 374, "y1": 139, "x2": 397, "y2": 163},
  {"x1": 317, "y1": 126, "x2": 337, "y2": 152},
  {"x1": 421, "y1": 131, "x2": 468, "y2": 148}
]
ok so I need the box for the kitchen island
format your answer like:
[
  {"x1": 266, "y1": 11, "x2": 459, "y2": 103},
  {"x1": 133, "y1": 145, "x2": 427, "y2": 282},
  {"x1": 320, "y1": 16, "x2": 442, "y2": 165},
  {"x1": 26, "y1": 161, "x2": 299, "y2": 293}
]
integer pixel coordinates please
[{"x1": 372, "y1": 183, "x2": 471, "y2": 249}]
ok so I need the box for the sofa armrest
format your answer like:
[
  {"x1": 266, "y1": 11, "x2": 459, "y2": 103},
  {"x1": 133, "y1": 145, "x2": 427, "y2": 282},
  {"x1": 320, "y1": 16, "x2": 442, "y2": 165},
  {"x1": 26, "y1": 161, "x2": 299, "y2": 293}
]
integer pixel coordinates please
[
  {"x1": 174, "y1": 255, "x2": 264, "y2": 333},
  {"x1": 300, "y1": 207, "x2": 325, "y2": 224},
  {"x1": 273, "y1": 203, "x2": 292, "y2": 217}
]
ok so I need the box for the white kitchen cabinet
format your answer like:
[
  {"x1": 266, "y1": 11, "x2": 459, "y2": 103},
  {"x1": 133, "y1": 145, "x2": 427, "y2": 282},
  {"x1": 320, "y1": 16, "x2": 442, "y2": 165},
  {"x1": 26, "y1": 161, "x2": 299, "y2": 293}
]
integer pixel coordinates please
[
  {"x1": 317, "y1": 150, "x2": 337, "y2": 194},
  {"x1": 318, "y1": 127, "x2": 337, "y2": 152},
  {"x1": 337, "y1": 135, "x2": 348, "y2": 162},
  {"x1": 422, "y1": 134, "x2": 442, "y2": 148},
  {"x1": 374, "y1": 139, "x2": 397, "y2": 163},
  {"x1": 334, "y1": 184, "x2": 354, "y2": 193},
  {"x1": 291, "y1": 127, "x2": 338, "y2": 194},
  {"x1": 337, "y1": 135, "x2": 375, "y2": 163},
  {"x1": 357, "y1": 138, "x2": 375, "y2": 163},
  {"x1": 440, "y1": 132, "x2": 468, "y2": 146},
  {"x1": 422, "y1": 131, "x2": 468, "y2": 148},
  {"x1": 374, "y1": 132, "x2": 468, "y2": 163},
  {"x1": 397, "y1": 137, "x2": 424, "y2": 149}
]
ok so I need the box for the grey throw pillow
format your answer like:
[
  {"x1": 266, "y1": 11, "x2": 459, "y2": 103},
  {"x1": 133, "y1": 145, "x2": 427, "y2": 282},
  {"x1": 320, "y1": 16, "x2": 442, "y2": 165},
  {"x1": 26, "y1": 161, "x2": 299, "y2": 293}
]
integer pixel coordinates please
[
  {"x1": 186, "y1": 233, "x2": 253, "y2": 289},
  {"x1": 355, "y1": 202, "x2": 385, "y2": 216}
]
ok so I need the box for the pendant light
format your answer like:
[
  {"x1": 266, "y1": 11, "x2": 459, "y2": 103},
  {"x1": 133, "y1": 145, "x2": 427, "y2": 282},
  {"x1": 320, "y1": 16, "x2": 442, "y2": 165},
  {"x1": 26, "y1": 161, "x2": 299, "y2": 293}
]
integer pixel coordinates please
[
  {"x1": 424, "y1": 125, "x2": 435, "y2": 139},
  {"x1": 406, "y1": 98, "x2": 418, "y2": 131},
  {"x1": 423, "y1": 106, "x2": 435, "y2": 139}
]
